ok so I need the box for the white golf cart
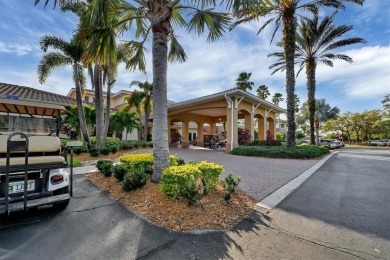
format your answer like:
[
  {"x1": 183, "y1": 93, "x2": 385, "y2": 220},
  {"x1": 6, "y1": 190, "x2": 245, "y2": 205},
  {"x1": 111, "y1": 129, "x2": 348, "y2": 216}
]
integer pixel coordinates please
[{"x1": 0, "y1": 96, "x2": 72, "y2": 215}]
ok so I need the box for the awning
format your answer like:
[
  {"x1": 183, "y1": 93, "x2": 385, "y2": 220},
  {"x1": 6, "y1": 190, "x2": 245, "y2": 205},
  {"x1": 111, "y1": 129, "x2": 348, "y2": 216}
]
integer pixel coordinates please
[{"x1": 0, "y1": 98, "x2": 66, "y2": 116}]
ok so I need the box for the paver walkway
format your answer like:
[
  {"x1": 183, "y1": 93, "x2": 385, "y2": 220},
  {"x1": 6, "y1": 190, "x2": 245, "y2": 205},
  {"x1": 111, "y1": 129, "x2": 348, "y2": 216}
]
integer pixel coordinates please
[{"x1": 172, "y1": 147, "x2": 319, "y2": 201}]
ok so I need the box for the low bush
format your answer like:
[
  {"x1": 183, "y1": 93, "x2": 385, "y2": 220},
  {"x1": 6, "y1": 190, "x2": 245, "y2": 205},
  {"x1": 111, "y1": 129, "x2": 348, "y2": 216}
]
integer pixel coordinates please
[
  {"x1": 96, "y1": 160, "x2": 113, "y2": 171},
  {"x1": 224, "y1": 173, "x2": 241, "y2": 201},
  {"x1": 100, "y1": 162, "x2": 114, "y2": 177},
  {"x1": 89, "y1": 147, "x2": 100, "y2": 157},
  {"x1": 122, "y1": 167, "x2": 148, "y2": 191},
  {"x1": 90, "y1": 137, "x2": 120, "y2": 151},
  {"x1": 111, "y1": 145, "x2": 118, "y2": 154},
  {"x1": 171, "y1": 155, "x2": 185, "y2": 166},
  {"x1": 113, "y1": 164, "x2": 128, "y2": 181},
  {"x1": 140, "y1": 141, "x2": 148, "y2": 148},
  {"x1": 247, "y1": 140, "x2": 282, "y2": 146},
  {"x1": 100, "y1": 147, "x2": 110, "y2": 155},
  {"x1": 121, "y1": 141, "x2": 134, "y2": 150},
  {"x1": 119, "y1": 154, "x2": 184, "y2": 173},
  {"x1": 73, "y1": 147, "x2": 87, "y2": 154},
  {"x1": 196, "y1": 161, "x2": 223, "y2": 195},
  {"x1": 71, "y1": 159, "x2": 83, "y2": 167},
  {"x1": 161, "y1": 164, "x2": 202, "y2": 202},
  {"x1": 231, "y1": 145, "x2": 329, "y2": 159},
  {"x1": 146, "y1": 141, "x2": 153, "y2": 147}
]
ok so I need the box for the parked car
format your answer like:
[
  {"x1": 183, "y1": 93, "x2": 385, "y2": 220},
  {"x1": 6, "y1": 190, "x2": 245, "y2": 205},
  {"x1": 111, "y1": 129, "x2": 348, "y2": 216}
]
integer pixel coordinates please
[
  {"x1": 329, "y1": 139, "x2": 344, "y2": 148},
  {"x1": 320, "y1": 139, "x2": 338, "y2": 148},
  {"x1": 376, "y1": 140, "x2": 389, "y2": 147}
]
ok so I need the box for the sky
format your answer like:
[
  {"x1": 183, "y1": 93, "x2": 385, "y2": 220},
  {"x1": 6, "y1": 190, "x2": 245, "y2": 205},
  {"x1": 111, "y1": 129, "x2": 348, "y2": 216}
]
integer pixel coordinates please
[{"x1": 0, "y1": 0, "x2": 389, "y2": 115}]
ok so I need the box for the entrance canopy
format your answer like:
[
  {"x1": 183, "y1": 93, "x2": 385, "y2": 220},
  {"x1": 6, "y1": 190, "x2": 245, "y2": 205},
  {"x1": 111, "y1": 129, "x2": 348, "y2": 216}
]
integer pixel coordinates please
[
  {"x1": 168, "y1": 88, "x2": 286, "y2": 151},
  {"x1": 0, "y1": 98, "x2": 65, "y2": 117}
]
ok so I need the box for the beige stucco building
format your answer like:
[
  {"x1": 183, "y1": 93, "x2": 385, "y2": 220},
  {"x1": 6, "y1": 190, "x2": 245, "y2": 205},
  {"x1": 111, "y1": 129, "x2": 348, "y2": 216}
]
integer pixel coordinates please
[{"x1": 168, "y1": 88, "x2": 286, "y2": 152}]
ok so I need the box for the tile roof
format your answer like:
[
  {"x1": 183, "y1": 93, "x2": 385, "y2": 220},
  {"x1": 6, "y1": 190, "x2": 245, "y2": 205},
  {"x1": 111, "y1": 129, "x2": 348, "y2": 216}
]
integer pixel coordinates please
[
  {"x1": 168, "y1": 87, "x2": 286, "y2": 113},
  {"x1": 0, "y1": 82, "x2": 77, "y2": 106}
]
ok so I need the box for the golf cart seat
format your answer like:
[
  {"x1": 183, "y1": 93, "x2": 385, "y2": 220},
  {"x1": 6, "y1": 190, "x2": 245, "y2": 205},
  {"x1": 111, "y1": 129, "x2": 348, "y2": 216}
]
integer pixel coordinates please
[{"x1": 0, "y1": 134, "x2": 61, "y2": 153}]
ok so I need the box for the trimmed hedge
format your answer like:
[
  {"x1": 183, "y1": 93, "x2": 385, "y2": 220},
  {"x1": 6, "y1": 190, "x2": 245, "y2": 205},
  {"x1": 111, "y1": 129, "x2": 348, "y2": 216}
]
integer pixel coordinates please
[
  {"x1": 119, "y1": 153, "x2": 185, "y2": 172},
  {"x1": 113, "y1": 164, "x2": 128, "y2": 181},
  {"x1": 231, "y1": 145, "x2": 329, "y2": 159},
  {"x1": 122, "y1": 168, "x2": 148, "y2": 191},
  {"x1": 247, "y1": 140, "x2": 281, "y2": 146}
]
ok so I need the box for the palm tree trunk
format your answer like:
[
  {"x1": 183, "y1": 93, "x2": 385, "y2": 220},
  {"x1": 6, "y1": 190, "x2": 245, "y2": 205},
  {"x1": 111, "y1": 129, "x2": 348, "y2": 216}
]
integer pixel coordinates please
[
  {"x1": 283, "y1": 16, "x2": 297, "y2": 148},
  {"x1": 315, "y1": 120, "x2": 320, "y2": 145},
  {"x1": 151, "y1": 29, "x2": 170, "y2": 182},
  {"x1": 94, "y1": 64, "x2": 103, "y2": 149},
  {"x1": 143, "y1": 111, "x2": 149, "y2": 142},
  {"x1": 101, "y1": 80, "x2": 111, "y2": 147},
  {"x1": 306, "y1": 59, "x2": 316, "y2": 145},
  {"x1": 73, "y1": 63, "x2": 91, "y2": 149}
]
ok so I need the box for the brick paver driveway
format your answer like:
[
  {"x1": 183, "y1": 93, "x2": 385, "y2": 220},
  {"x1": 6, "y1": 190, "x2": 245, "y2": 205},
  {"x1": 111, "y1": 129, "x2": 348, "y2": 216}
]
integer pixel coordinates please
[{"x1": 172, "y1": 147, "x2": 319, "y2": 201}]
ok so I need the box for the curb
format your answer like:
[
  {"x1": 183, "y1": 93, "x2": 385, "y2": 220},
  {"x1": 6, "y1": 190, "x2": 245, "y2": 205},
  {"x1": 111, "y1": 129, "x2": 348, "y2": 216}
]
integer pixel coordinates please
[{"x1": 256, "y1": 151, "x2": 338, "y2": 210}]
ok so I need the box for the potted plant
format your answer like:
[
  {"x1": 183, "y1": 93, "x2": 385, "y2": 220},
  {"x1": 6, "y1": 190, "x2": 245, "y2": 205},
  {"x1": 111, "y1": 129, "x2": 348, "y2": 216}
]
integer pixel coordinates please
[
  {"x1": 171, "y1": 131, "x2": 181, "y2": 148},
  {"x1": 192, "y1": 139, "x2": 198, "y2": 146}
]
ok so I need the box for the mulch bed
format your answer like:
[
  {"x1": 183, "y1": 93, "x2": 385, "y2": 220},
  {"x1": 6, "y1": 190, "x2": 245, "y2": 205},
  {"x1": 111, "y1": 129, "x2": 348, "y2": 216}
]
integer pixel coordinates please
[{"x1": 86, "y1": 172, "x2": 256, "y2": 231}]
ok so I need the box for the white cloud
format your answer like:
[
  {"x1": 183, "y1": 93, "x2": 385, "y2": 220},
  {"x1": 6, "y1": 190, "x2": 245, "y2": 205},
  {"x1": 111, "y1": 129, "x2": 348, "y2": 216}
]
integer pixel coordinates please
[{"x1": 312, "y1": 45, "x2": 390, "y2": 98}]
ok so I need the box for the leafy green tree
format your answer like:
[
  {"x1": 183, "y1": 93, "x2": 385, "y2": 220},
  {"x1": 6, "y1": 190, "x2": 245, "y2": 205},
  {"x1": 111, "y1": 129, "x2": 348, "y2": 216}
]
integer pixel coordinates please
[
  {"x1": 325, "y1": 112, "x2": 354, "y2": 144},
  {"x1": 256, "y1": 85, "x2": 270, "y2": 100},
  {"x1": 382, "y1": 94, "x2": 390, "y2": 117},
  {"x1": 37, "y1": 35, "x2": 91, "y2": 148},
  {"x1": 297, "y1": 99, "x2": 339, "y2": 145},
  {"x1": 361, "y1": 110, "x2": 382, "y2": 141},
  {"x1": 231, "y1": 0, "x2": 365, "y2": 148},
  {"x1": 269, "y1": 12, "x2": 365, "y2": 145},
  {"x1": 272, "y1": 93, "x2": 284, "y2": 106},
  {"x1": 235, "y1": 72, "x2": 254, "y2": 91}
]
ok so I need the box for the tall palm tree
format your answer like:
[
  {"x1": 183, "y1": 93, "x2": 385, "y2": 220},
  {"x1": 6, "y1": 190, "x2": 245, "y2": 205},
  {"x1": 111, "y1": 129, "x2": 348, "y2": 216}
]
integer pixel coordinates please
[
  {"x1": 269, "y1": 12, "x2": 366, "y2": 145},
  {"x1": 231, "y1": 0, "x2": 365, "y2": 147},
  {"x1": 235, "y1": 72, "x2": 254, "y2": 91},
  {"x1": 130, "y1": 80, "x2": 153, "y2": 142},
  {"x1": 256, "y1": 85, "x2": 270, "y2": 100},
  {"x1": 297, "y1": 99, "x2": 340, "y2": 145},
  {"x1": 37, "y1": 35, "x2": 91, "y2": 148},
  {"x1": 272, "y1": 93, "x2": 284, "y2": 106},
  {"x1": 85, "y1": 0, "x2": 230, "y2": 182}
]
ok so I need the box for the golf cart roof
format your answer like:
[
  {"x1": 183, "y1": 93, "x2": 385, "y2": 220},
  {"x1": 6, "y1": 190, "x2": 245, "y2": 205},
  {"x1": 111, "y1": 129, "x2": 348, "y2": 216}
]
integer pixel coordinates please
[{"x1": 0, "y1": 98, "x2": 66, "y2": 117}]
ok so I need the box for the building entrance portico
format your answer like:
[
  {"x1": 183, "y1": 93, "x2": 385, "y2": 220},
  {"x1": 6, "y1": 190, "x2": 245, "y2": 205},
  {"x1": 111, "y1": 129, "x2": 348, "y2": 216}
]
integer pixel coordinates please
[{"x1": 168, "y1": 88, "x2": 286, "y2": 152}]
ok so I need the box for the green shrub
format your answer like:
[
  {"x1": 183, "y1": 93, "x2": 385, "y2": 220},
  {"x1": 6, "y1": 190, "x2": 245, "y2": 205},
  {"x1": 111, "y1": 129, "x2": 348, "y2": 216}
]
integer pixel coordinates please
[
  {"x1": 113, "y1": 164, "x2": 128, "y2": 181},
  {"x1": 146, "y1": 141, "x2": 153, "y2": 147},
  {"x1": 182, "y1": 175, "x2": 202, "y2": 205},
  {"x1": 120, "y1": 153, "x2": 154, "y2": 171},
  {"x1": 133, "y1": 142, "x2": 139, "y2": 148},
  {"x1": 188, "y1": 160, "x2": 198, "y2": 165},
  {"x1": 121, "y1": 141, "x2": 133, "y2": 150},
  {"x1": 140, "y1": 141, "x2": 148, "y2": 148},
  {"x1": 100, "y1": 162, "x2": 113, "y2": 177},
  {"x1": 161, "y1": 165, "x2": 202, "y2": 200},
  {"x1": 247, "y1": 140, "x2": 282, "y2": 146},
  {"x1": 73, "y1": 147, "x2": 86, "y2": 154},
  {"x1": 231, "y1": 145, "x2": 329, "y2": 159},
  {"x1": 122, "y1": 167, "x2": 147, "y2": 191},
  {"x1": 196, "y1": 161, "x2": 223, "y2": 195},
  {"x1": 100, "y1": 147, "x2": 110, "y2": 155},
  {"x1": 96, "y1": 160, "x2": 113, "y2": 171},
  {"x1": 89, "y1": 147, "x2": 100, "y2": 157},
  {"x1": 90, "y1": 136, "x2": 120, "y2": 150},
  {"x1": 111, "y1": 146, "x2": 118, "y2": 153},
  {"x1": 71, "y1": 159, "x2": 83, "y2": 167},
  {"x1": 224, "y1": 173, "x2": 240, "y2": 201},
  {"x1": 321, "y1": 145, "x2": 333, "y2": 150}
]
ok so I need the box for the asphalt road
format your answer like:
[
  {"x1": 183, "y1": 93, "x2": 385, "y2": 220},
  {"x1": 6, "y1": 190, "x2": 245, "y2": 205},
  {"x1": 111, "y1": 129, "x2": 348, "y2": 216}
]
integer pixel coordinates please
[{"x1": 272, "y1": 146, "x2": 390, "y2": 259}]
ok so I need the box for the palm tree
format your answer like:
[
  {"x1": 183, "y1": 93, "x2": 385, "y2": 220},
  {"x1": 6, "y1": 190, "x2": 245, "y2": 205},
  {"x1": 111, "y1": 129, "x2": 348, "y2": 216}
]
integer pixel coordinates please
[
  {"x1": 272, "y1": 93, "x2": 284, "y2": 106},
  {"x1": 235, "y1": 72, "x2": 254, "y2": 91},
  {"x1": 269, "y1": 12, "x2": 366, "y2": 145},
  {"x1": 85, "y1": 0, "x2": 230, "y2": 182},
  {"x1": 297, "y1": 99, "x2": 340, "y2": 145},
  {"x1": 110, "y1": 110, "x2": 140, "y2": 140},
  {"x1": 256, "y1": 85, "x2": 270, "y2": 100},
  {"x1": 130, "y1": 80, "x2": 153, "y2": 142},
  {"x1": 231, "y1": 0, "x2": 365, "y2": 147},
  {"x1": 124, "y1": 90, "x2": 144, "y2": 141},
  {"x1": 38, "y1": 35, "x2": 91, "y2": 148},
  {"x1": 63, "y1": 105, "x2": 96, "y2": 136}
]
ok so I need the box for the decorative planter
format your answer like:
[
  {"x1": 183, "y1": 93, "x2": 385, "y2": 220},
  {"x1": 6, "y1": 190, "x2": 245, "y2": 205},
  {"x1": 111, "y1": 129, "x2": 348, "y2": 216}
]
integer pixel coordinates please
[{"x1": 171, "y1": 142, "x2": 178, "y2": 148}]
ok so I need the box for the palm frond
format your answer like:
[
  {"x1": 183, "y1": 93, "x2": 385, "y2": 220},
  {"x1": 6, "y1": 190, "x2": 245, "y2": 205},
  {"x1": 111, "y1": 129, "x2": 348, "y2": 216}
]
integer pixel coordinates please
[
  {"x1": 38, "y1": 52, "x2": 72, "y2": 83},
  {"x1": 124, "y1": 41, "x2": 147, "y2": 72},
  {"x1": 40, "y1": 35, "x2": 69, "y2": 52},
  {"x1": 187, "y1": 9, "x2": 231, "y2": 42},
  {"x1": 168, "y1": 33, "x2": 187, "y2": 63}
]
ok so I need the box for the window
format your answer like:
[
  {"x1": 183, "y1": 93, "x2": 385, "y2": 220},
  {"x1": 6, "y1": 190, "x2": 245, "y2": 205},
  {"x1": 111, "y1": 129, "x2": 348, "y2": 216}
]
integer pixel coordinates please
[
  {"x1": 92, "y1": 98, "x2": 96, "y2": 103},
  {"x1": 281, "y1": 123, "x2": 285, "y2": 128},
  {"x1": 85, "y1": 96, "x2": 89, "y2": 102},
  {"x1": 193, "y1": 133, "x2": 197, "y2": 140}
]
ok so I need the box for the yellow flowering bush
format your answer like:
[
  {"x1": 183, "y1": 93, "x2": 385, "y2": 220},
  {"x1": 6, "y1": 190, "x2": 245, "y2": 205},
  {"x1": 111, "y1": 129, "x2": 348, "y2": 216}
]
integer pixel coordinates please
[{"x1": 119, "y1": 153, "x2": 185, "y2": 173}]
